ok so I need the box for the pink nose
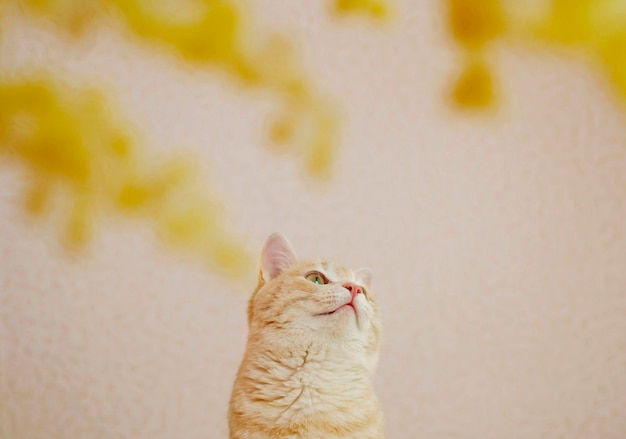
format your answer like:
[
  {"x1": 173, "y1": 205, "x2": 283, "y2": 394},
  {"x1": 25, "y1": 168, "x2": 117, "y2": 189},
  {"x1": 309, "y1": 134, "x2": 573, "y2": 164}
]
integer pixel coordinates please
[{"x1": 343, "y1": 283, "x2": 363, "y2": 299}]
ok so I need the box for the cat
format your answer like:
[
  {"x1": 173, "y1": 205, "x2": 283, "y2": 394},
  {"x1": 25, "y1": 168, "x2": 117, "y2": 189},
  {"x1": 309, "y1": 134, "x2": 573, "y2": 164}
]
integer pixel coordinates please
[{"x1": 228, "y1": 233, "x2": 384, "y2": 438}]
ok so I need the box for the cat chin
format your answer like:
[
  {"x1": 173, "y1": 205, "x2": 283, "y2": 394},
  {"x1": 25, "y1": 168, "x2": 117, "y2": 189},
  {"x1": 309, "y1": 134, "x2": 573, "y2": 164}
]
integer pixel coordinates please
[
  {"x1": 314, "y1": 304, "x2": 369, "y2": 333},
  {"x1": 316, "y1": 303, "x2": 356, "y2": 317}
]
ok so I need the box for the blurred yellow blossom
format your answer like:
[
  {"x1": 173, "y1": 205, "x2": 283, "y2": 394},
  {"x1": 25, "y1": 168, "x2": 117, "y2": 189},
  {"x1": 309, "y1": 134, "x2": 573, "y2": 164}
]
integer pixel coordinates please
[
  {"x1": 0, "y1": 0, "x2": 373, "y2": 274},
  {"x1": 305, "y1": 103, "x2": 339, "y2": 179},
  {"x1": 446, "y1": 0, "x2": 626, "y2": 109},
  {"x1": 332, "y1": 0, "x2": 390, "y2": 20},
  {"x1": 10, "y1": 0, "x2": 339, "y2": 177},
  {"x1": 445, "y1": 0, "x2": 504, "y2": 109},
  {"x1": 447, "y1": 0, "x2": 505, "y2": 49},
  {"x1": 537, "y1": 0, "x2": 597, "y2": 44},
  {"x1": 451, "y1": 57, "x2": 496, "y2": 109},
  {"x1": 599, "y1": 31, "x2": 626, "y2": 99},
  {"x1": 0, "y1": 77, "x2": 252, "y2": 276}
]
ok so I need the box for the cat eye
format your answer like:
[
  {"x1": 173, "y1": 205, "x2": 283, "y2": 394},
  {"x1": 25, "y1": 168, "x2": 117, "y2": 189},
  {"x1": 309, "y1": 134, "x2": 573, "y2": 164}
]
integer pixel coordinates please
[{"x1": 305, "y1": 271, "x2": 327, "y2": 285}]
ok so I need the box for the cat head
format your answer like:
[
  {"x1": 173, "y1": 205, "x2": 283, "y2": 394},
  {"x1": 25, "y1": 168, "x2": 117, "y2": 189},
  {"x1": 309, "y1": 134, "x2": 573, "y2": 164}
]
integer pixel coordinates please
[{"x1": 247, "y1": 233, "x2": 381, "y2": 369}]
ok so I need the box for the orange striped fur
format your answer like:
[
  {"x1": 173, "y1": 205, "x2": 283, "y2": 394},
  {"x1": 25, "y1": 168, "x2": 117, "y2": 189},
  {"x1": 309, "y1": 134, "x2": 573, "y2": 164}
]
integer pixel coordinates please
[{"x1": 229, "y1": 234, "x2": 384, "y2": 438}]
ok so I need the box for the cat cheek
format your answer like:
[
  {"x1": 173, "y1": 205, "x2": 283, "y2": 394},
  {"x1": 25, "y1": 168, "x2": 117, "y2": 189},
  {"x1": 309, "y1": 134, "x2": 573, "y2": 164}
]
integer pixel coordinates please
[{"x1": 354, "y1": 295, "x2": 372, "y2": 313}]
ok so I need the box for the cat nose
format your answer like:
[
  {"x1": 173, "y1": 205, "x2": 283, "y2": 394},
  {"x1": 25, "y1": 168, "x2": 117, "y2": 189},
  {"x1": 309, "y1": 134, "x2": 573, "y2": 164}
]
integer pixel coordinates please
[{"x1": 343, "y1": 283, "x2": 363, "y2": 299}]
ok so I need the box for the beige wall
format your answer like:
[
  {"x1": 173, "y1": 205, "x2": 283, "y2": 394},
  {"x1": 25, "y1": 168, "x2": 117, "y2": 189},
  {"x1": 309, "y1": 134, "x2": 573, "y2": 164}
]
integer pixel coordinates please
[{"x1": 2, "y1": 1, "x2": 626, "y2": 438}]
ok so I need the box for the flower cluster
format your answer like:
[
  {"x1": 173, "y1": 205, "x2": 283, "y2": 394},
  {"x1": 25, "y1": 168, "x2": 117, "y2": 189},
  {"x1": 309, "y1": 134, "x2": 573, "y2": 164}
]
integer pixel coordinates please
[
  {"x1": 446, "y1": 0, "x2": 626, "y2": 109},
  {"x1": 332, "y1": 0, "x2": 391, "y2": 20},
  {"x1": 0, "y1": 0, "x2": 376, "y2": 274},
  {"x1": 0, "y1": 78, "x2": 252, "y2": 275}
]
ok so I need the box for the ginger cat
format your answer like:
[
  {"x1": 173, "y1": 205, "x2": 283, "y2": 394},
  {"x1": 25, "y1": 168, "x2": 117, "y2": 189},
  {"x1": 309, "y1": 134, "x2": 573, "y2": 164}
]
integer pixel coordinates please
[{"x1": 228, "y1": 233, "x2": 384, "y2": 438}]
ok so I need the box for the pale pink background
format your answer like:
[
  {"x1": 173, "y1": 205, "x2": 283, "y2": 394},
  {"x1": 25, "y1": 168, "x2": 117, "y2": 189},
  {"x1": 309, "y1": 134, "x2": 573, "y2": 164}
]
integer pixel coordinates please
[{"x1": 1, "y1": 1, "x2": 626, "y2": 438}]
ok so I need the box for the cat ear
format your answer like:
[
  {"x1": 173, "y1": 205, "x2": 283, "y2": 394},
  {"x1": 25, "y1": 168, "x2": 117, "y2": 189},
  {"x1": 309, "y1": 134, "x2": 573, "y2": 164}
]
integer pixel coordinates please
[
  {"x1": 356, "y1": 268, "x2": 372, "y2": 289},
  {"x1": 261, "y1": 233, "x2": 298, "y2": 281}
]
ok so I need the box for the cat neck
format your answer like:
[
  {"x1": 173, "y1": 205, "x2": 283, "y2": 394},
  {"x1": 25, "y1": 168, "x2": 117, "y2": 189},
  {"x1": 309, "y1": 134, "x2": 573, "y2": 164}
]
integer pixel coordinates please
[{"x1": 238, "y1": 335, "x2": 378, "y2": 424}]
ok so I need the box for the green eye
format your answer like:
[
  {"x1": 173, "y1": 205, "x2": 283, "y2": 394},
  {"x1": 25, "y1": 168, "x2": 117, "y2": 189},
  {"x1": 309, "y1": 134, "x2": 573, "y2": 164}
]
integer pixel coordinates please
[{"x1": 305, "y1": 272, "x2": 327, "y2": 285}]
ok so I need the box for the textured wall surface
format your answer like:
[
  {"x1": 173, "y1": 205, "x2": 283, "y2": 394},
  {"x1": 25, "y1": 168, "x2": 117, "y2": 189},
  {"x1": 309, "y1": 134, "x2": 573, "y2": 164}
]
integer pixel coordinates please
[{"x1": 2, "y1": 1, "x2": 626, "y2": 438}]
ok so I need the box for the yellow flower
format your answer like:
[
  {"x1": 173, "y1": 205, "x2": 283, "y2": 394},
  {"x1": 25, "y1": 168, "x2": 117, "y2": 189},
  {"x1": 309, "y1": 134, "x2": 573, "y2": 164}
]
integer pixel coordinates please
[
  {"x1": 333, "y1": 0, "x2": 390, "y2": 20},
  {"x1": 599, "y1": 31, "x2": 626, "y2": 100},
  {"x1": 12, "y1": 0, "x2": 341, "y2": 178},
  {"x1": 451, "y1": 58, "x2": 496, "y2": 109},
  {"x1": 110, "y1": 0, "x2": 241, "y2": 66},
  {"x1": 0, "y1": 77, "x2": 251, "y2": 275},
  {"x1": 447, "y1": 0, "x2": 505, "y2": 49},
  {"x1": 538, "y1": 0, "x2": 597, "y2": 44}
]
